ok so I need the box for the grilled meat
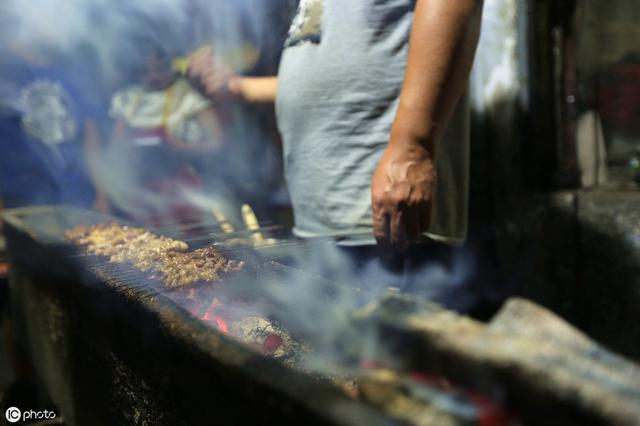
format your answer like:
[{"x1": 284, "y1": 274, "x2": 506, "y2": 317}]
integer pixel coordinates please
[
  {"x1": 66, "y1": 223, "x2": 244, "y2": 288},
  {"x1": 149, "y1": 247, "x2": 245, "y2": 289},
  {"x1": 66, "y1": 223, "x2": 188, "y2": 260}
]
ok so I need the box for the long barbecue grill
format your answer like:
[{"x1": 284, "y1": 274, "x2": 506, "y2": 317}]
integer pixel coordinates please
[{"x1": 3, "y1": 206, "x2": 640, "y2": 426}]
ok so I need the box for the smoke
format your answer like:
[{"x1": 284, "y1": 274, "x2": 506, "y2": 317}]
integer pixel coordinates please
[
  {"x1": 2, "y1": 0, "x2": 484, "y2": 380},
  {"x1": 1, "y1": 0, "x2": 294, "y2": 86},
  {"x1": 169, "y1": 240, "x2": 479, "y2": 377},
  {"x1": 0, "y1": 0, "x2": 477, "y2": 365},
  {"x1": 2, "y1": 1, "x2": 187, "y2": 87},
  {"x1": 0, "y1": 0, "x2": 294, "y2": 219}
]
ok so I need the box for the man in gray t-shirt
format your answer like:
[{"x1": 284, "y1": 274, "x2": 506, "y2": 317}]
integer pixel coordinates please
[
  {"x1": 190, "y1": 0, "x2": 483, "y2": 299},
  {"x1": 276, "y1": 0, "x2": 474, "y2": 248}
]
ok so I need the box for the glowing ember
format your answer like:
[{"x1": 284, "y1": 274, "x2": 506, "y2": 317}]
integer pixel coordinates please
[
  {"x1": 409, "y1": 372, "x2": 453, "y2": 391},
  {"x1": 195, "y1": 297, "x2": 229, "y2": 333},
  {"x1": 211, "y1": 316, "x2": 229, "y2": 334},
  {"x1": 201, "y1": 298, "x2": 221, "y2": 316},
  {"x1": 262, "y1": 334, "x2": 283, "y2": 353},
  {"x1": 362, "y1": 365, "x2": 515, "y2": 425},
  {"x1": 174, "y1": 295, "x2": 303, "y2": 362}
]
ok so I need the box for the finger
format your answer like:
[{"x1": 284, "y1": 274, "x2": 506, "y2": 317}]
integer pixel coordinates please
[
  {"x1": 203, "y1": 74, "x2": 219, "y2": 90},
  {"x1": 373, "y1": 208, "x2": 392, "y2": 257},
  {"x1": 372, "y1": 186, "x2": 387, "y2": 238},
  {"x1": 190, "y1": 46, "x2": 213, "y2": 65},
  {"x1": 203, "y1": 74, "x2": 229, "y2": 95},
  {"x1": 194, "y1": 59, "x2": 215, "y2": 79},
  {"x1": 227, "y1": 76, "x2": 242, "y2": 94},
  {"x1": 389, "y1": 208, "x2": 408, "y2": 251},
  {"x1": 189, "y1": 53, "x2": 214, "y2": 78},
  {"x1": 373, "y1": 209, "x2": 390, "y2": 243},
  {"x1": 404, "y1": 207, "x2": 422, "y2": 243},
  {"x1": 188, "y1": 53, "x2": 207, "y2": 74}
]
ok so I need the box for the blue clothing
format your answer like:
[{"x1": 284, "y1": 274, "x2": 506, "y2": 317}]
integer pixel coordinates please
[{"x1": 0, "y1": 52, "x2": 99, "y2": 208}]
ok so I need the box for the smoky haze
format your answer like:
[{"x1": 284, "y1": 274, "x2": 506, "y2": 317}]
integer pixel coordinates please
[
  {"x1": 161, "y1": 238, "x2": 478, "y2": 379},
  {"x1": 0, "y1": 0, "x2": 293, "y2": 221},
  {"x1": 0, "y1": 0, "x2": 511, "y2": 398}
]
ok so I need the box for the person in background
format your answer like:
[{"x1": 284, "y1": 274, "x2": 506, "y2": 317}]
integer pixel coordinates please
[
  {"x1": 101, "y1": 42, "x2": 223, "y2": 226},
  {"x1": 0, "y1": 37, "x2": 101, "y2": 414},
  {"x1": 0, "y1": 41, "x2": 99, "y2": 211},
  {"x1": 189, "y1": 0, "x2": 484, "y2": 311}
]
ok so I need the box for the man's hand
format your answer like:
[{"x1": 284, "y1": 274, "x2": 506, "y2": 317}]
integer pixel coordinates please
[
  {"x1": 188, "y1": 46, "x2": 278, "y2": 104},
  {"x1": 372, "y1": 139, "x2": 437, "y2": 251},
  {"x1": 188, "y1": 46, "x2": 240, "y2": 100}
]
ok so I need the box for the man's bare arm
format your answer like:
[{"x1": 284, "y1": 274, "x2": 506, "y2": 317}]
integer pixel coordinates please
[
  {"x1": 372, "y1": 0, "x2": 483, "y2": 249},
  {"x1": 188, "y1": 47, "x2": 278, "y2": 103}
]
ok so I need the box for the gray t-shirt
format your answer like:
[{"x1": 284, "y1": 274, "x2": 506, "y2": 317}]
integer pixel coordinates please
[{"x1": 276, "y1": 0, "x2": 469, "y2": 245}]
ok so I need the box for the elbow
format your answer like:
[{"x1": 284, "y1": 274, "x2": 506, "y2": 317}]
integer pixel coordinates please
[
  {"x1": 422, "y1": 0, "x2": 483, "y2": 20},
  {"x1": 414, "y1": 0, "x2": 484, "y2": 30}
]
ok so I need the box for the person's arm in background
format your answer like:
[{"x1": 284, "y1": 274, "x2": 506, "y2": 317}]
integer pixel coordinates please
[
  {"x1": 371, "y1": 0, "x2": 483, "y2": 250},
  {"x1": 229, "y1": 76, "x2": 279, "y2": 103},
  {"x1": 188, "y1": 47, "x2": 278, "y2": 103}
]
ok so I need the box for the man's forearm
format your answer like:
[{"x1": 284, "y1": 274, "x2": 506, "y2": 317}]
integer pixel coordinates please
[
  {"x1": 231, "y1": 76, "x2": 278, "y2": 104},
  {"x1": 392, "y1": 0, "x2": 483, "y2": 152}
]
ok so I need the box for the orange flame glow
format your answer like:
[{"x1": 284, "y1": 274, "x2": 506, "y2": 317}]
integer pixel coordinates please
[
  {"x1": 198, "y1": 298, "x2": 229, "y2": 334},
  {"x1": 212, "y1": 316, "x2": 229, "y2": 334}
]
